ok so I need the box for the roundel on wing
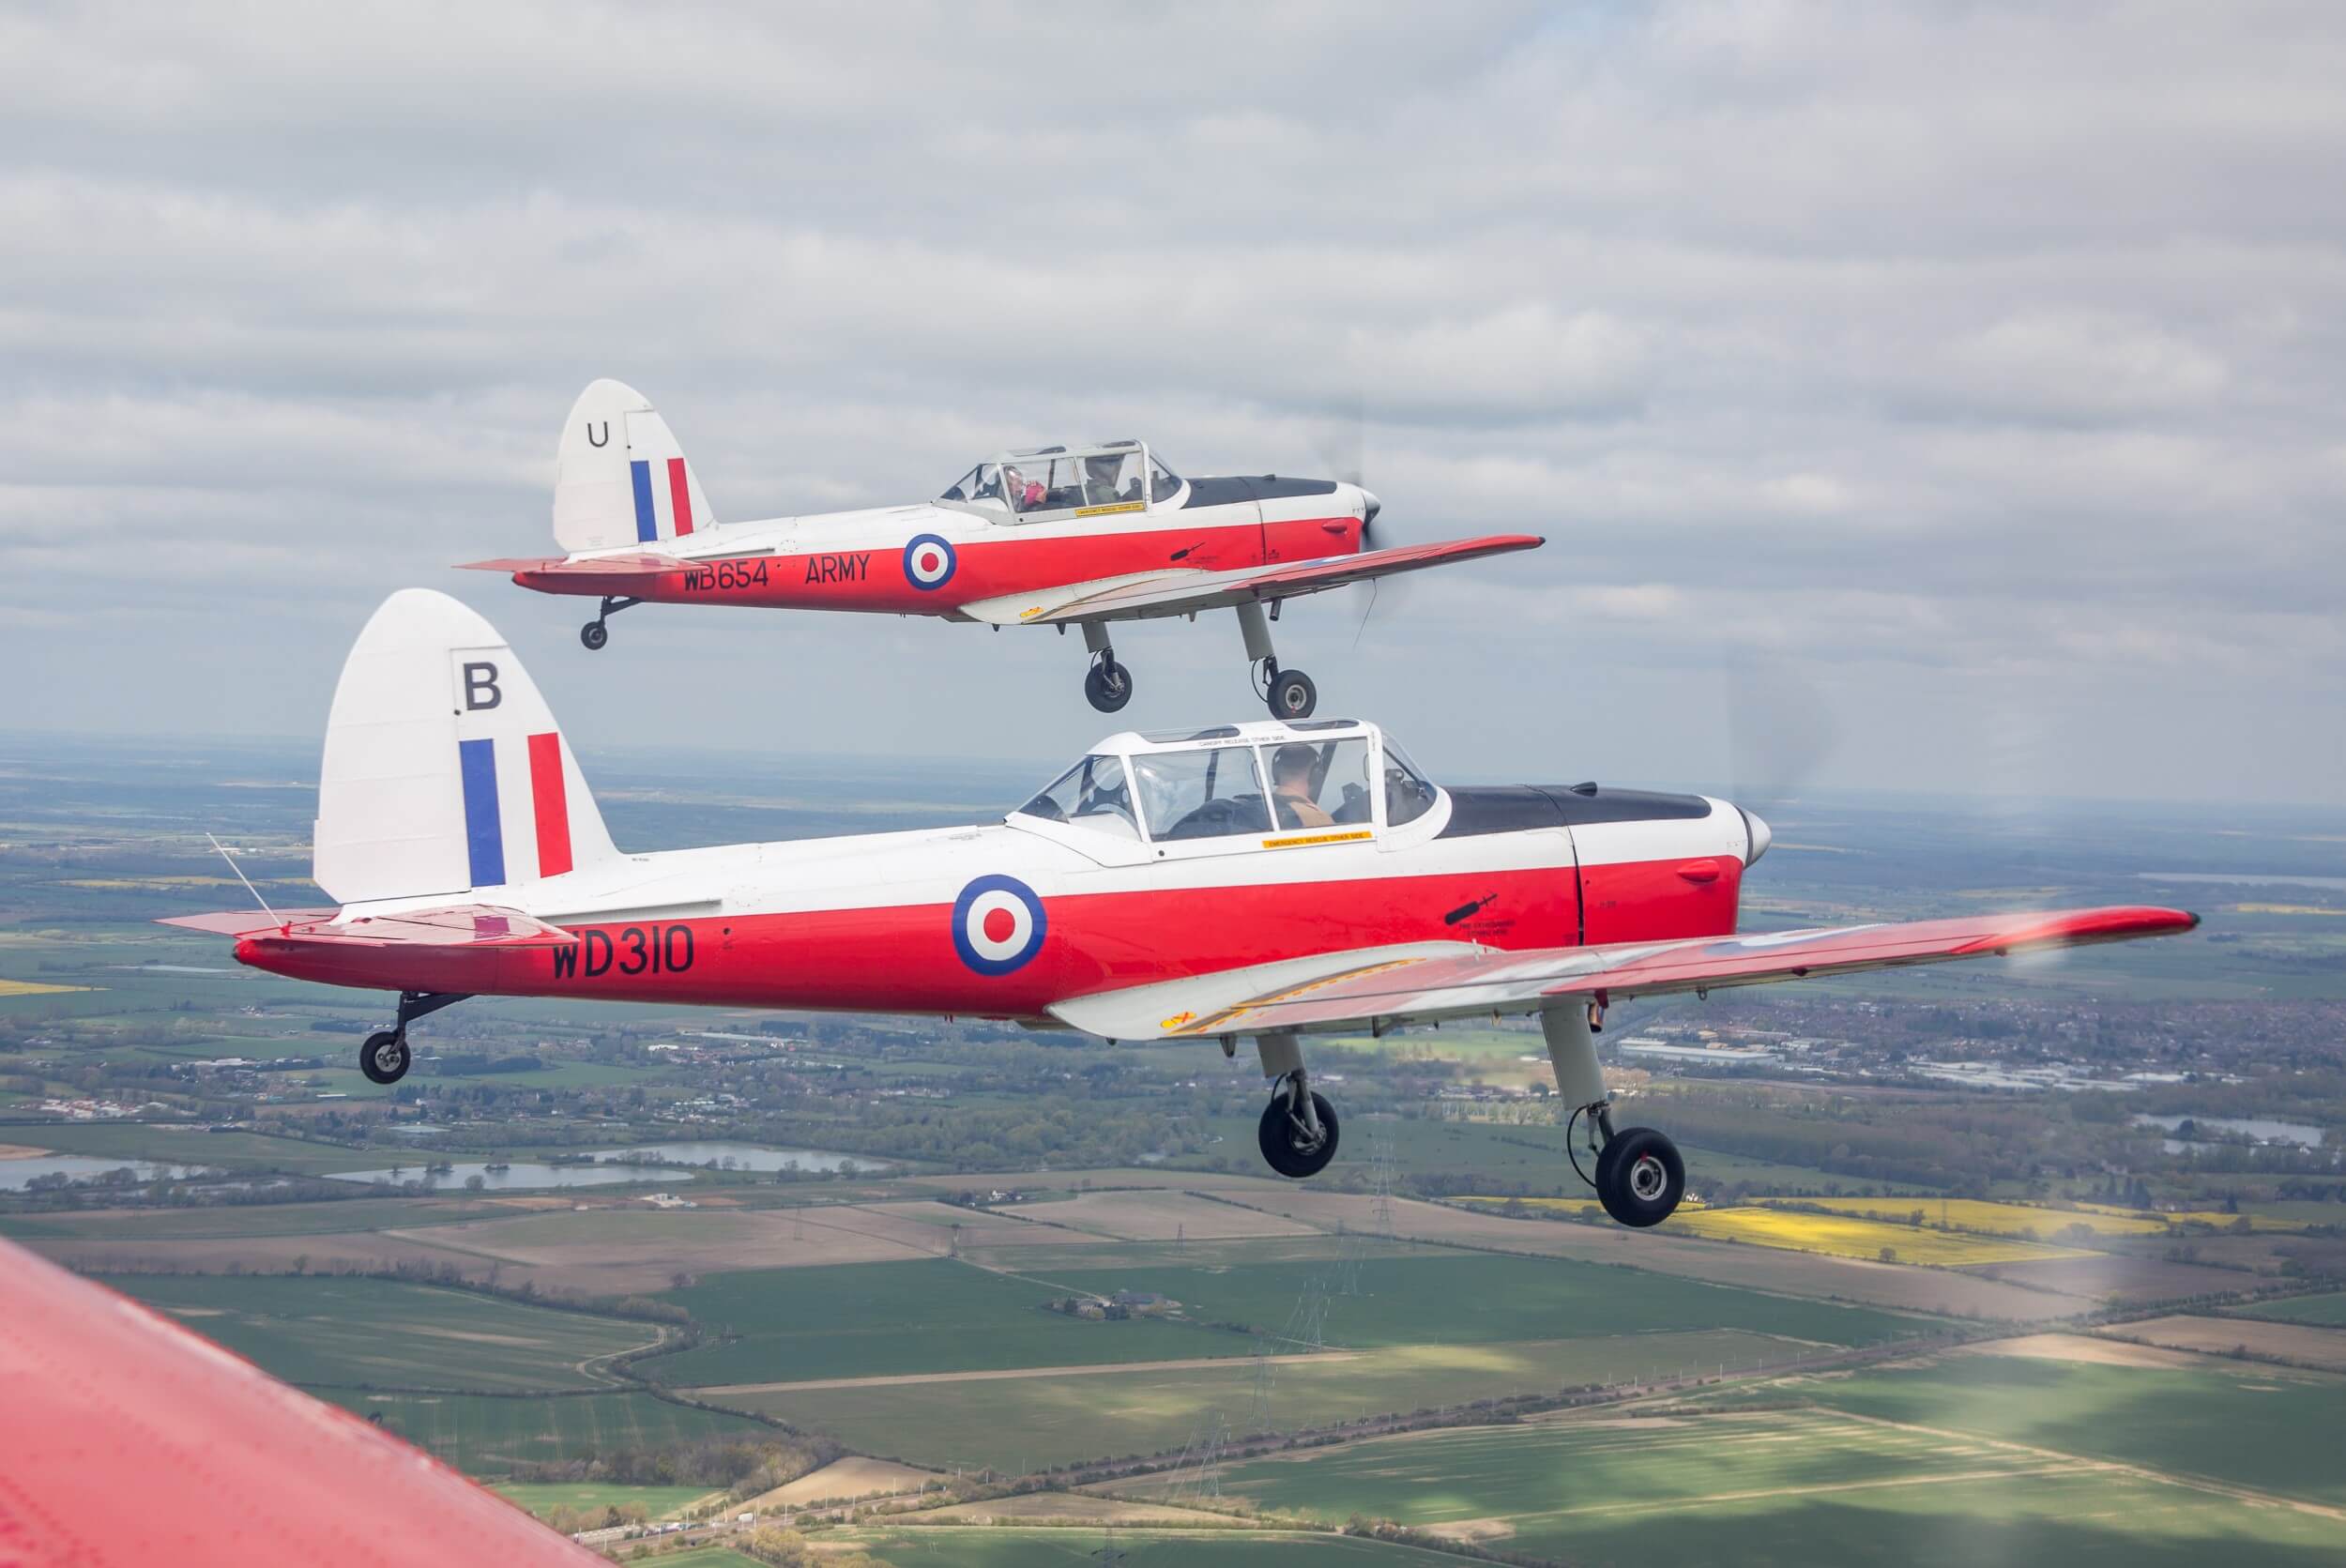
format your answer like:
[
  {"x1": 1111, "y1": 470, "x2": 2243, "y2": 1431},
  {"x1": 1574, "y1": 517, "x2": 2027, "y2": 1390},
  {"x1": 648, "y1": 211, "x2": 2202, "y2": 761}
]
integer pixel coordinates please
[
  {"x1": 952, "y1": 874, "x2": 1047, "y2": 976},
  {"x1": 904, "y1": 533, "x2": 957, "y2": 591}
]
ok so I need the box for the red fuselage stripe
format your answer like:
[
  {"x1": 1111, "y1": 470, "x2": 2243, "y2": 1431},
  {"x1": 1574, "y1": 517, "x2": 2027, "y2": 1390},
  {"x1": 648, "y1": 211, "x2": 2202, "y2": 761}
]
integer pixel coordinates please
[
  {"x1": 527, "y1": 732, "x2": 571, "y2": 877},
  {"x1": 236, "y1": 854, "x2": 1744, "y2": 1021},
  {"x1": 513, "y1": 517, "x2": 1363, "y2": 616}
]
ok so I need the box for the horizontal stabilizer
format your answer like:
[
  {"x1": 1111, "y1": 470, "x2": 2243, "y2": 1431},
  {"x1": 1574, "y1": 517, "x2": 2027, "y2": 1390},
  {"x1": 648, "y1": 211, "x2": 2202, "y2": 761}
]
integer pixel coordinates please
[
  {"x1": 159, "y1": 907, "x2": 340, "y2": 938},
  {"x1": 457, "y1": 553, "x2": 690, "y2": 597}
]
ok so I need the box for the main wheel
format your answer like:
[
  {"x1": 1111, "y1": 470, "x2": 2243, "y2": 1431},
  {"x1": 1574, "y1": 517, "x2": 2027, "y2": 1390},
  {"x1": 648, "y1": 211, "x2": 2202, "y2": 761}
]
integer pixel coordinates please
[
  {"x1": 359, "y1": 1030, "x2": 411, "y2": 1087},
  {"x1": 1596, "y1": 1127, "x2": 1683, "y2": 1228},
  {"x1": 1266, "y1": 668, "x2": 1317, "y2": 720},
  {"x1": 1084, "y1": 659, "x2": 1134, "y2": 713},
  {"x1": 1258, "y1": 1089, "x2": 1340, "y2": 1180},
  {"x1": 580, "y1": 621, "x2": 610, "y2": 652}
]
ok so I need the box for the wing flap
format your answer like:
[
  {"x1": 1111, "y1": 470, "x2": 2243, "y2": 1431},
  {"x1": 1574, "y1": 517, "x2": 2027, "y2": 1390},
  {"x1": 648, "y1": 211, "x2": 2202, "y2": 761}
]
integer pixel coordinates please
[
  {"x1": 1046, "y1": 941, "x2": 1480, "y2": 1040},
  {"x1": 968, "y1": 534, "x2": 1544, "y2": 627},
  {"x1": 1065, "y1": 906, "x2": 2198, "y2": 1040}
]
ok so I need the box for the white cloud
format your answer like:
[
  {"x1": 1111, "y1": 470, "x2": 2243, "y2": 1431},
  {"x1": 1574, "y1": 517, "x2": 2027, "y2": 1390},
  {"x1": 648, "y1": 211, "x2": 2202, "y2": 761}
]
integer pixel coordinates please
[{"x1": 0, "y1": 1, "x2": 2340, "y2": 804}]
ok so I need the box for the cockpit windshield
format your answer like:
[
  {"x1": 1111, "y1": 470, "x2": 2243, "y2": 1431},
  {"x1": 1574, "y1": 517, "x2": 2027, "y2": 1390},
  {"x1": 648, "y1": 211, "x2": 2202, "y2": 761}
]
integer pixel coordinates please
[
  {"x1": 1016, "y1": 754, "x2": 1139, "y2": 839},
  {"x1": 1381, "y1": 737, "x2": 1439, "y2": 826},
  {"x1": 940, "y1": 444, "x2": 1181, "y2": 518}
]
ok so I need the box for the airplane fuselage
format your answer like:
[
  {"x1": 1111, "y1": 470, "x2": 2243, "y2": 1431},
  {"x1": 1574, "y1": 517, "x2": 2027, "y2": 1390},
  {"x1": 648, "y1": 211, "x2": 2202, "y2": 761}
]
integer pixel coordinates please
[
  {"x1": 511, "y1": 483, "x2": 1368, "y2": 620},
  {"x1": 236, "y1": 784, "x2": 1754, "y2": 1025}
]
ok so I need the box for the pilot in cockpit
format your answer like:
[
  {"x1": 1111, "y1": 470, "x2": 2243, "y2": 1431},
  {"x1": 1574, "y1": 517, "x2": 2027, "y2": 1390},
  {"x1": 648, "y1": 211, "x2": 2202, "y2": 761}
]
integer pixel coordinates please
[
  {"x1": 1271, "y1": 743, "x2": 1333, "y2": 830},
  {"x1": 1003, "y1": 464, "x2": 1046, "y2": 511},
  {"x1": 1084, "y1": 452, "x2": 1142, "y2": 507}
]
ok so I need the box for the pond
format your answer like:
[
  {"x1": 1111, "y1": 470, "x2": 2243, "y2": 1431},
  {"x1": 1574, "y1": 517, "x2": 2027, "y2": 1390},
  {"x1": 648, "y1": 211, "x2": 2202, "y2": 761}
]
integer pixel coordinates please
[
  {"x1": 0, "y1": 1155, "x2": 216, "y2": 1191},
  {"x1": 2131, "y1": 1114, "x2": 2324, "y2": 1148},
  {"x1": 326, "y1": 1142, "x2": 886, "y2": 1189},
  {"x1": 580, "y1": 1141, "x2": 886, "y2": 1173}
]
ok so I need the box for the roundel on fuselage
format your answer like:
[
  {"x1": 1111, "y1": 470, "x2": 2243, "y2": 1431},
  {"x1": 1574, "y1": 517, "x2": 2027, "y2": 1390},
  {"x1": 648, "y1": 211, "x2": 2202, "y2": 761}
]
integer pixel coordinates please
[
  {"x1": 952, "y1": 874, "x2": 1047, "y2": 976},
  {"x1": 904, "y1": 533, "x2": 957, "y2": 591}
]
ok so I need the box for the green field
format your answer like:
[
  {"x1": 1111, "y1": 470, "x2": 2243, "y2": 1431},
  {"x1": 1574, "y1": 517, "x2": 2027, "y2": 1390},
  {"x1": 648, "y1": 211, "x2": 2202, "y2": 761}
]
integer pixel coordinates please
[
  {"x1": 1037, "y1": 1253, "x2": 1938, "y2": 1351},
  {"x1": 1805, "y1": 1353, "x2": 2346, "y2": 1507},
  {"x1": 108, "y1": 1273, "x2": 658, "y2": 1391},
  {"x1": 2238, "y1": 1291, "x2": 2346, "y2": 1327},
  {"x1": 647, "y1": 1259, "x2": 1247, "y2": 1387},
  {"x1": 0, "y1": 1196, "x2": 500, "y2": 1241},
  {"x1": 735, "y1": 1330, "x2": 1809, "y2": 1472},
  {"x1": 491, "y1": 1481, "x2": 713, "y2": 1520},
  {"x1": 323, "y1": 1390, "x2": 770, "y2": 1475},
  {"x1": 1209, "y1": 1408, "x2": 2346, "y2": 1566},
  {"x1": 846, "y1": 1529, "x2": 1471, "y2": 1565}
]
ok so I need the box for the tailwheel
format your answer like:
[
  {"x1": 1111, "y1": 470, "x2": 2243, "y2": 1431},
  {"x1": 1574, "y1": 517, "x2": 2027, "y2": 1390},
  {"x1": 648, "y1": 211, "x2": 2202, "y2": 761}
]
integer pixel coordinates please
[
  {"x1": 1084, "y1": 657, "x2": 1134, "y2": 713},
  {"x1": 1595, "y1": 1126, "x2": 1683, "y2": 1228},
  {"x1": 1265, "y1": 666, "x2": 1318, "y2": 720},
  {"x1": 1257, "y1": 1081, "x2": 1340, "y2": 1179},
  {"x1": 358, "y1": 1030, "x2": 411, "y2": 1087},
  {"x1": 580, "y1": 594, "x2": 637, "y2": 652}
]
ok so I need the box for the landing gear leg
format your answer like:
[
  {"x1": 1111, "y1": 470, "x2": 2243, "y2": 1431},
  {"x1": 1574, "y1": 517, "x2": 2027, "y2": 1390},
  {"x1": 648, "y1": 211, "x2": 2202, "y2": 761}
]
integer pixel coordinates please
[
  {"x1": 1080, "y1": 621, "x2": 1133, "y2": 712},
  {"x1": 581, "y1": 595, "x2": 640, "y2": 651},
  {"x1": 1543, "y1": 1005, "x2": 1683, "y2": 1227},
  {"x1": 1239, "y1": 601, "x2": 1315, "y2": 720},
  {"x1": 358, "y1": 990, "x2": 469, "y2": 1088},
  {"x1": 1255, "y1": 1032, "x2": 1339, "y2": 1179}
]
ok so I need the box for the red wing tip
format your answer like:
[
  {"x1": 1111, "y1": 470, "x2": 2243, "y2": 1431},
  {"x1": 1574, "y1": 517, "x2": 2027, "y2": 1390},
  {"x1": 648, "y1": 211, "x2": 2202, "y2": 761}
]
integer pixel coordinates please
[{"x1": 1960, "y1": 906, "x2": 2201, "y2": 952}]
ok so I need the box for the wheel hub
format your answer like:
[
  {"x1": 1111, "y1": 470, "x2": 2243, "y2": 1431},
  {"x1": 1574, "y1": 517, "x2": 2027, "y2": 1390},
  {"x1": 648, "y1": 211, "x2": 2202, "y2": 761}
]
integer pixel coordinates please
[
  {"x1": 373, "y1": 1039, "x2": 404, "y2": 1073},
  {"x1": 1627, "y1": 1152, "x2": 1668, "y2": 1202}
]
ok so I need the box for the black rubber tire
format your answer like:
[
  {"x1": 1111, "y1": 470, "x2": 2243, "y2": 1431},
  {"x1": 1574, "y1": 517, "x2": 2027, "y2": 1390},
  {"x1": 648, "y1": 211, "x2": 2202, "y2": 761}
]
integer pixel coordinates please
[
  {"x1": 359, "y1": 1030, "x2": 411, "y2": 1087},
  {"x1": 1084, "y1": 660, "x2": 1134, "y2": 713},
  {"x1": 1257, "y1": 1089, "x2": 1340, "y2": 1180},
  {"x1": 1267, "y1": 668, "x2": 1317, "y2": 720},
  {"x1": 1596, "y1": 1126, "x2": 1684, "y2": 1228},
  {"x1": 580, "y1": 621, "x2": 610, "y2": 652}
]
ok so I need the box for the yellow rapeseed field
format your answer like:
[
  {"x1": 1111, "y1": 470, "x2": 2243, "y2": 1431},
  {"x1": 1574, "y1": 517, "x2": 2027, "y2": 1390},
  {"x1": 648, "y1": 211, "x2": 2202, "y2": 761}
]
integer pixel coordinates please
[
  {"x1": 0, "y1": 980, "x2": 94, "y2": 997},
  {"x1": 1666, "y1": 1206, "x2": 2100, "y2": 1266},
  {"x1": 1757, "y1": 1195, "x2": 2170, "y2": 1240}
]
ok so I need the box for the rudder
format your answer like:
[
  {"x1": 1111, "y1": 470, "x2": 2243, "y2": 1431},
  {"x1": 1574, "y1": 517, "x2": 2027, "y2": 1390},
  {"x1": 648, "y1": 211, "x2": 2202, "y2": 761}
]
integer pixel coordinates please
[
  {"x1": 313, "y1": 589, "x2": 619, "y2": 905},
  {"x1": 553, "y1": 378, "x2": 718, "y2": 554}
]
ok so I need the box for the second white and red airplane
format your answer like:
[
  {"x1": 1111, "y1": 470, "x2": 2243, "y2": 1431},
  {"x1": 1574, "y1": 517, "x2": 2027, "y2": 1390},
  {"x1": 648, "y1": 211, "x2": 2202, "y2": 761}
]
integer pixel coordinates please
[
  {"x1": 168, "y1": 590, "x2": 2197, "y2": 1227},
  {"x1": 463, "y1": 379, "x2": 1542, "y2": 718}
]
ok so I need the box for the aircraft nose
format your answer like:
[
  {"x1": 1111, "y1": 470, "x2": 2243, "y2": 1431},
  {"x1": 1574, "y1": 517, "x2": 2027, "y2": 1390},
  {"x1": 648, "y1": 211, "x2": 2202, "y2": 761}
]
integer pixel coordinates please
[
  {"x1": 1739, "y1": 807, "x2": 1773, "y2": 865},
  {"x1": 1359, "y1": 487, "x2": 1381, "y2": 529}
]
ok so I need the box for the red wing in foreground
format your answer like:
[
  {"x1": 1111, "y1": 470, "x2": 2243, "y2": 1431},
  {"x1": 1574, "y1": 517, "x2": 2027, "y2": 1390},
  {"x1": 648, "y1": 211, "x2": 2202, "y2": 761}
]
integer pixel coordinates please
[
  {"x1": 0, "y1": 1239, "x2": 602, "y2": 1566},
  {"x1": 1051, "y1": 906, "x2": 2200, "y2": 1041}
]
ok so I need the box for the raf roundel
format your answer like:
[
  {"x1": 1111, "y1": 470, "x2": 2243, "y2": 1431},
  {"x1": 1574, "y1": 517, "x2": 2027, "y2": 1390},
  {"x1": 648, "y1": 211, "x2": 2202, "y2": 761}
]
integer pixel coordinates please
[
  {"x1": 903, "y1": 533, "x2": 957, "y2": 592},
  {"x1": 952, "y1": 874, "x2": 1047, "y2": 976}
]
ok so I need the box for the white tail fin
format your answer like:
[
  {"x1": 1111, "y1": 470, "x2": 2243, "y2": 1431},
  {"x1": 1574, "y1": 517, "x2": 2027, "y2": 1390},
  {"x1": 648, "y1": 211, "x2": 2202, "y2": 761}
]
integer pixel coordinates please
[
  {"x1": 553, "y1": 378, "x2": 717, "y2": 554},
  {"x1": 313, "y1": 589, "x2": 618, "y2": 905}
]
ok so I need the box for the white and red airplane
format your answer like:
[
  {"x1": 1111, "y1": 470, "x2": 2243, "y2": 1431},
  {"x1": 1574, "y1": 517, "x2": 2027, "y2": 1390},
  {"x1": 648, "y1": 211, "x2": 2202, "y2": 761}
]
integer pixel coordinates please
[
  {"x1": 168, "y1": 590, "x2": 2196, "y2": 1226},
  {"x1": 461, "y1": 379, "x2": 1542, "y2": 719},
  {"x1": 0, "y1": 1237, "x2": 602, "y2": 1565}
]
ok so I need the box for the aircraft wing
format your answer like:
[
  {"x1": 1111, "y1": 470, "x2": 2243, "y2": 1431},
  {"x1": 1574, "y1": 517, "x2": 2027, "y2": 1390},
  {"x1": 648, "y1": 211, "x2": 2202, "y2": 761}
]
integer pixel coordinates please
[
  {"x1": 1049, "y1": 906, "x2": 2199, "y2": 1042},
  {"x1": 0, "y1": 1237, "x2": 603, "y2": 1565},
  {"x1": 958, "y1": 533, "x2": 1545, "y2": 627}
]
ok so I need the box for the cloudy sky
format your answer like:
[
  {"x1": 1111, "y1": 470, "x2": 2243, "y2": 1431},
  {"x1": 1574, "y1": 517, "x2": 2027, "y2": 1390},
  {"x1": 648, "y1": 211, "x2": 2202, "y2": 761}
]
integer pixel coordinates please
[{"x1": 4, "y1": 1, "x2": 2341, "y2": 806}]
